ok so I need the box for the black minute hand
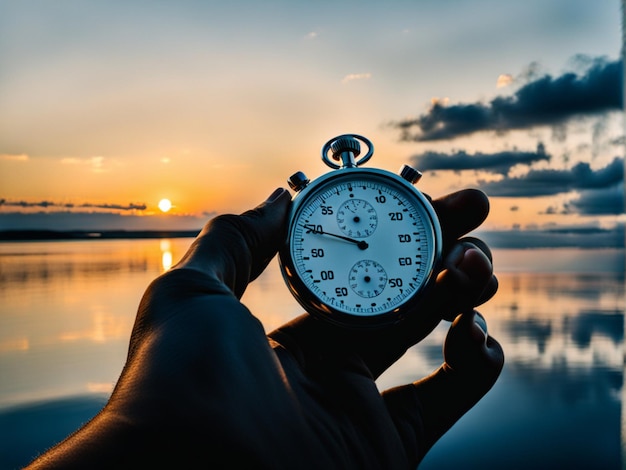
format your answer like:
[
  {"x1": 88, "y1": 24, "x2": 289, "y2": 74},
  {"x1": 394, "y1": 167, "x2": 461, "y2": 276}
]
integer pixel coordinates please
[{"x1": 305, "y1": 224, "x2": 369, "y2": 250}]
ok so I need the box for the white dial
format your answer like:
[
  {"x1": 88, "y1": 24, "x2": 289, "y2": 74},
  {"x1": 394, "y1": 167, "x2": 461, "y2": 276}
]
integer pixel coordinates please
[{"x1": 285, "y1": 172, "x2": 438, "y2": 321}]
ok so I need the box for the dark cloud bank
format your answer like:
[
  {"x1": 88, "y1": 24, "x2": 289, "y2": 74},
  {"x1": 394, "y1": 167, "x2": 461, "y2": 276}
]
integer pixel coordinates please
[
  {"x1": 0, "y1": 211, "x2": 211, "y2": 232},
  {"x1": 0, "y1": 199, "x2": 214, "y2": 233},
  {"x1": 412, "y1": 142, "x2": 550, "y2": 175},
  {"x1": 478, "y1": 223, "x2": 625, "y2": 249},
  {"x1": 400, "y1": 56, "x2": 624, "y2": 249},
  {"x1": 412, "y1": 147, "x2": 624, "y2": 215},
  {"x1": 477, "y1": 157, "x2": 623, "y2": 204},
  {"x1": 0, "y1": 199, "x2": 147, "y2": 211},
  {"x1": 393, "y1": 57, "x2": 623, "y2": 141}
]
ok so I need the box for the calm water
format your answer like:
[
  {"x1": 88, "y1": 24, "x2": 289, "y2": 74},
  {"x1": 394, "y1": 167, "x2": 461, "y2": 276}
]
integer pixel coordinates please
[{"x1": 0, "y1": 239, "x2": 623, "y2": 469}]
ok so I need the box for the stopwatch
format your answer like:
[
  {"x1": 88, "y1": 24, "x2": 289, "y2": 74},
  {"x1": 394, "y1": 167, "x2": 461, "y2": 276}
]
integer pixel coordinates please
[{"x1": 278, "y1": 134, "x2": 443, "y2": 328}]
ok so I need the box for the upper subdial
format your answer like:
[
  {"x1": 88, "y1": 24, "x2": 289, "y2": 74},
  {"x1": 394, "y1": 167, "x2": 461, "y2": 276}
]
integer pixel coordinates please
[{"x1": 336, "y1": 199, "x2": 378, "y2": 238}]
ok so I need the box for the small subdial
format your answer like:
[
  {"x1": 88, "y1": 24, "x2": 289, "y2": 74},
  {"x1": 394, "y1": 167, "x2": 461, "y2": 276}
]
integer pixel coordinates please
[
  {"x1": 349, "y1": 260, "x2": 388, "y2": 298},
  {"x1": 336, "y1": 199, "x2": 378, "y2": 238}
]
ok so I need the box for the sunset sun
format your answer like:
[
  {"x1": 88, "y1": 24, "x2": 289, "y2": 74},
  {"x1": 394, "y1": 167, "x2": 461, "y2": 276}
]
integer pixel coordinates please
[{"x1": 158, "y1": 198, "x2": 172, "y2": 213}]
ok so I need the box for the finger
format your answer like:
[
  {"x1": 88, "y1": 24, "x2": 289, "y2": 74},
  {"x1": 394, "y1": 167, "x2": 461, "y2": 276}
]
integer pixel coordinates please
[
  {"x1": 268, "y1": 237, "x2": 497, "y2": 380},
  {"x1": 237, "y1": 187, "x2": 292, "y2": 281},
  {"x1": 452, "y1": 237, "x2": 497, "y2": 307},
  {"x1": 444, "y1": 310, "x2": 504, "y2": 379},
  {"x1": 361, "y1": 238, "x2": 496, "y2": 375},
  {"x1": 430, "y1": 189, "x2": 490, "y2": 251},
  {"x1": 175, "y1": 187, "x2": 291, "y2": 297},
  {"x1": 460, "y1": 236, "x2": 492, "y2": 262},
  {"x1": 270, "y1": 190, "x2": 493, "y2": 377},
  {"x1": 382, "y1": 310, "x2": 504, "y2": 463},
  {"x1": 357, "y1": 194, "x2": 494, "y2": 373},
  {"x1": 427, "y1": 239, "x2": 497, "y2": 321}
]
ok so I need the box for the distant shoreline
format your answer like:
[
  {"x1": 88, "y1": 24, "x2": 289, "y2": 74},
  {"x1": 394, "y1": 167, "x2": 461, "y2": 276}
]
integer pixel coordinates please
[
  {"x1": 0, "y1": 229, "x2": 200, "y2": 241},
  {"x1": 0, "y1": 228, "x2": 624, "y2": 249}
]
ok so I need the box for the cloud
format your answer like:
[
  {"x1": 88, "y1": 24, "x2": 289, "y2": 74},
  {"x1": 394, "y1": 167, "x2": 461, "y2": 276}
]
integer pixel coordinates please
[
  {"x1": 60, "y1": 156, "x2": 111, "y2": 172},
  {"x1": 392, "y1": 57, "x2": 623, "y2": 141},
  {"x1": 0, "y1": 154, "x2": 29, "y2": 161},
  {"x1": 80, "y1": 202, "x2": 147, "y2": 211},
  {"x1": 565, "y1": 183, "x2": 625, "y2": 215},
  {"x1": 610, "y1": 135, "x2": 625, "y2": 146},
  {"x1": 341, "y1": 72, "x2": 372, "y2": 84},
  {"x1": 0, "y1": 200, "x2": 58, "y2": 209},
  {"x1": 0, "y1": 211, "x2": 207, "y2": 232},
  {"x1": 0, "y1": 199, "x2": 147, "y2": 211},
  {"x1": 478, "y1": 223, "x2": 625, "y2": 249},
  {"x1": 477, "y1": 157, "x2": 624, "y2": 197},
  {"x1": 496, "y1": 74, "x2": 514, "y2": 88},
  {"x1": 411, "y1": 142, "x2": 549, "y2": 175}
]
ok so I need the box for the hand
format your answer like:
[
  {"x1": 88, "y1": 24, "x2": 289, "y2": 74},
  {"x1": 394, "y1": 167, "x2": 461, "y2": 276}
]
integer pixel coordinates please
[{"x1": 27, "y1": 187, "x2": 504, "y2": 469}]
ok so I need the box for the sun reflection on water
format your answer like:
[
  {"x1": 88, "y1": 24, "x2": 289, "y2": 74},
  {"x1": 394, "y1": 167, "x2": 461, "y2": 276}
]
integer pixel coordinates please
[{"x1": 160, "y1": 239, "x2": 173, "y2": 271}]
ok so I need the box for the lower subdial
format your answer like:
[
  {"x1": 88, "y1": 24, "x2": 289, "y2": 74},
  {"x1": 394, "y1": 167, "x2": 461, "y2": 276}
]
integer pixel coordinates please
[
  {"x1": 349, "y1": 260, "x2": 388, "y2": 298},
  {"x1": 337, "y1": 199, "x2": 378, "y2": 238}
]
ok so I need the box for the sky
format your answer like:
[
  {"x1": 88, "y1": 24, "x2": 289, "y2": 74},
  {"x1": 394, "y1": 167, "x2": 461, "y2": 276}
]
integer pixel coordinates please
[{"x1": 0, "y1": 0, "x2": 623, "y2": 248}]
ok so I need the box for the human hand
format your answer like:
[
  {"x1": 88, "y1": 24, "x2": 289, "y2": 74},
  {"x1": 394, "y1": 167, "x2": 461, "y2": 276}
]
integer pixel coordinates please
[{"x1": 28, "y1": 187, "x2": 503, "y2": 469}]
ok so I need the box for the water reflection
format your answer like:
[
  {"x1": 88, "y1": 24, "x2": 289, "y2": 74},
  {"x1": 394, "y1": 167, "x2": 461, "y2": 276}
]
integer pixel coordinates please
[
  {"x1": 492, "y1": 274, "x2": 623, "y2": 383},
  {"x1": 379, "y1": 268, "x2": 624, "y2": 469},
  {"x1": 0, "y1": 242, "x2": 623, "y2": 469},
  {"x1": 160, "y1": 239, "x2": 173, "y2": 271},
  {"x1": 0, "y1": 239, "x2": 191, "y2": 408}
]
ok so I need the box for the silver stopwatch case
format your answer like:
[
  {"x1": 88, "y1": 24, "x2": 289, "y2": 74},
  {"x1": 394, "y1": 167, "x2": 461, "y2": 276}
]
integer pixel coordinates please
[{"x1": 278, "y1": 134, "x2": 443, "y2": 328}]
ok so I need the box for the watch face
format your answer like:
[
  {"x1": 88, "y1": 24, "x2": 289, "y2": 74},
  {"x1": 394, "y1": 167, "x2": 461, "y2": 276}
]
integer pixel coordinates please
[{"x1": 279, "y1": 168, "x2": 441, "y2": 327}]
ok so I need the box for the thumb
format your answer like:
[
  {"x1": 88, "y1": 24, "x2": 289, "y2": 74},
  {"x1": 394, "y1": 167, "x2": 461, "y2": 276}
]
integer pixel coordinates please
[
  {"x1": 238, "y1": 187, "x2": 292, "y2": 281},
  {"x1": 175, "y1": 188, "x2": 291, "y2": 297}
]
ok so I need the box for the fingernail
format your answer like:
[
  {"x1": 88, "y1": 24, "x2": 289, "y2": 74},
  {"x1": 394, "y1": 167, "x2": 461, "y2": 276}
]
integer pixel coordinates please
[
  {"x1": 474, "y1": 311, "x2": 488, "y2": 334},
  {"x1": 457, "y1": 247, "x2": 493, "y2": 280},
  {"x1": 462, "y1": 310, "x2": 488, "y2": 343},
  {"x1": 449, "y1": 243, "x2": 467, "y2": 267},
  {"x1": 266, "y1": 187, "x2": 287, "y2": 203}
]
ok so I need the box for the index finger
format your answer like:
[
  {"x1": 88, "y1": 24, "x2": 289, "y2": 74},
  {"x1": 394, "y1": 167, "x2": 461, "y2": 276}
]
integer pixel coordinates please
[{"x1": 430, "y1": 189, "x2": 490, "y2": 251}]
